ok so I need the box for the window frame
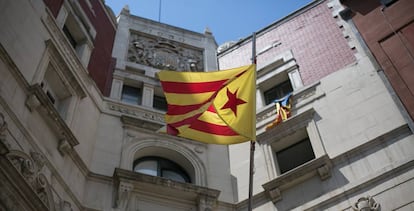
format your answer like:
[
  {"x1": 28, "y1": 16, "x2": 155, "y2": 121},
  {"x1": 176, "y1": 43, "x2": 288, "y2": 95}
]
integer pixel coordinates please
[
  {"x1": 55, "y1": 0, "x2": 95, "y2": 66},
  {"x1": 275, "y1": 137, "x2": 316, "y2": 174},
  {"x1": 256, "y1": 53, "x2": 303, "y2": 109},
  {"x1": 133, "y1": 156, "x2": 192, "y2": 183},
  {"x1": 121, "y1": 84, "x2": 143, "y2": 105}
]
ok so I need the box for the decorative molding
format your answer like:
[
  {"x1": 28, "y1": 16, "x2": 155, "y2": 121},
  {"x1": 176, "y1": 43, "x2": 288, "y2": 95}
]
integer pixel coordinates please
[
  {"x1": 113, "y1": 168, "x2": 220, "y2": 209},
  {"x1": 256, "y1": 81, "x2": 324, "y2": 130},
  {"x1": 58, "y1": 138, "x2": 72, "y2": 156},
  {"x1": 114, "y1": 181, "x2": 134, "y2": 209},
  {"x1": 107, "y1": 100, "x2": 165, "y2": 124},
  {"x1": 267, "y1": 187, "x2": 282, "y2": 203},
  {"x1": 352, "y1": 196, "x2": 381, "y2": 211},
  {"x1": 42, "y1": 9, "x2": 87, "y2": 76},
  {"x1": 121, "y1": 138, "x2": 207, "y2": 186},
  {"x1": 259, "y1": 108, "x2": 315, "y2": 142},
  {"x1": 0, "y1": 112, "x2": 10, "y2": 151},
  {"x1": 121, "y1": 115, "x2": 163, "y2": 131},
  {"x1": 25, "y1": 94, "x2": 42, "y2": 112},
  {"x1": 128, "y1": 32, "x2": 204, "y2": 71},
  {"x1": 197, "y1": 193, "x2": 218, "y2": 211},
  {"x1": 317, "y1": 164, "x2": 332, "y2": 180},
  {"x1": 6, "y1": 150, "x2": 54, "y2": 210},
  {"x1": 26, "y1": 84, "x2": 79, "y2": 148},
  {"x1": 60, "y1": 200, "x2": 74, "y2": 211},
  {"x1": 262, "y1": 155, "x2": 332, "y2": 203},
  {"x1": 44, "y1": 39, "x2": 87, "y2": 98}
]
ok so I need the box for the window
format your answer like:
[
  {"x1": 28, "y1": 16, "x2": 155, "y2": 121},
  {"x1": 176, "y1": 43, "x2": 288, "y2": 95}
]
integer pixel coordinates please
[
  {"x1": 133, "y1": 157, "x2": 191, "y2": 183},
  {"x1": 256, "y1": 52, "x2": 303, "y2": 108},
  {"x1": 276, "y1": 138, "x2": 315, "y2": 174},
  {"x1": 62, "y1": 25, "x2": 77, "y2": 49},
  {"x1": 56, "y1": 2, "x2": 95, "y2": 67},
  {"x1": 264, "y1": 80, "x2": 293, "y2": 105},
  {"x1": 153, "y1": 95, "x2": 167, "y2": 111},
  {"x1": 62, "y1": 13, "x2": 91, "y2": 65},
  {"x1": 41, "y1": 66, "x2": 73, "y2": 120},
  {"x1": 121, "y1": 85, "x2": 142, "y2": 105}
]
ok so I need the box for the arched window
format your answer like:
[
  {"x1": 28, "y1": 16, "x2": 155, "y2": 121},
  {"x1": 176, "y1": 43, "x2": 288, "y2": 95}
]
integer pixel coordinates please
[{"x1": 133, "y1": 157, "x2": 191, "y2": 183}]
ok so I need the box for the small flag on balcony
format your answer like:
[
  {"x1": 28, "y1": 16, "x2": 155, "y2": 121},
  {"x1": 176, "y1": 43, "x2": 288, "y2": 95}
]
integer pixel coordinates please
[
  {"x1": 265, "y1": 93, "x2": 292, "y2": 130},
  {"x1": 157, "y1": 64, "x2": 256, "y2": 145}
]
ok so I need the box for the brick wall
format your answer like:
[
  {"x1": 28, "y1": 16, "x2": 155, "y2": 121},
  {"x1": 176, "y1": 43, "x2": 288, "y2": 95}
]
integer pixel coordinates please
[
  {"x1": 218, "y1": 1, "x2": 355, "y2": 86},
  {"x1": 79, "y1": 0, "x2": 116, "y2": 96}
]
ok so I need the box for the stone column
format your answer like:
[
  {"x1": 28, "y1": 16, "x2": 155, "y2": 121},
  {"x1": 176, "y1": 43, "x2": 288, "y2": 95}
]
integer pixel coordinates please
[
  {"x1": 110, "y1": 78, "x2": 124, "y2": 100},
  {"x1": 142, "y1": 83, "x2": 154, "y2": 108}
]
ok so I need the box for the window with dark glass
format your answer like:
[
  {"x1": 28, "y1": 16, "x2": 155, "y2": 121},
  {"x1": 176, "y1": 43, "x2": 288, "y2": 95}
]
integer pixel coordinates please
[
  {"x1": 62, "y1": 25, "x2": 77, "y2": 49},
  {"x1": 121, "y1": 85, "x2": 142, "y2": 105},
  {"x1": 264, "y1": 80, "x2": 293, "y2": 105},
  {"x1": 153, "y1": 95, "x2": 167, "y2": 111},
  {"x1": 133, "y1": 157, "x2": 191, "y2": 183},
  {"x1": 276, "y1": 138, "x2": 315, "y2": 174}
]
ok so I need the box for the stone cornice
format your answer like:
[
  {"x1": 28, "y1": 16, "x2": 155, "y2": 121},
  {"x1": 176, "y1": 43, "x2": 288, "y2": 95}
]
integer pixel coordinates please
[
  {"x1": 106, "y1": 99, "x2": 165, "y2": 124},
  {"x1": 121, "y1": 115, "x2": 163, "y2": 131},
  {"x1": 262, "y1": 155, "x2": 332, "y2": 203},
  {"x1": 113, "y1": 168, "x2": 220, "y2": 209}
]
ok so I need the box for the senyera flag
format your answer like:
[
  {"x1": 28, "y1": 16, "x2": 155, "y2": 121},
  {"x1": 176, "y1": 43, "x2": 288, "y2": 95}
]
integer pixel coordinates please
[{"x1": 157, "y1": 64, "x2": 256, "y2": 145}]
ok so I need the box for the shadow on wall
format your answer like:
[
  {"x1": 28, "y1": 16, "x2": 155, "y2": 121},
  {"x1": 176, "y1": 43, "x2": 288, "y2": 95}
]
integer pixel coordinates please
[
  {"x1": 340, "y1": 0, "x2": 381, "y2": 16},
  {"x1": 274, "y1": 125, "x2": 412, "y2": 210}
]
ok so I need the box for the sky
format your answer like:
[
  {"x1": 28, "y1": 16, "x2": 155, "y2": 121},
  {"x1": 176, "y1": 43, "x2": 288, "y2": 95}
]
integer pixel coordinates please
[{"x1": 105, "y1": 0, "x2": 313, "y2": 45}]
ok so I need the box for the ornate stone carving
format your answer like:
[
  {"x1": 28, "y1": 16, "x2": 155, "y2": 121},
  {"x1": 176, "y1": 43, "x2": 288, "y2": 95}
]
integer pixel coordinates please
[
  {"x1": 115, "y1": 181, "x2": 134, "y2": 209},
  {"x1": 6, "y1": 150, "x2": 52, "y2": 209},
  {"x1": 317, "y1": 164, "x2": 331, "y2": 180},
  {"x1": 197, "y1": 194, "x2": 217, "y2": 211},
  {"x1": 0, "y1": 112, "x2": 11, "y2": 151},
  {"x1": 58, "y1": 138, "x2": 72, "y2": 156},
  {"x1": 26, "y1": 93, "x2": 41, "y2": 112},
  {"x1": 352, "y1": 196, "x2": 381, "y2": 211},
  {"x1": 268, "y1": 187, "x2": 282, "y2": 203},
  {"x1": 128, "y1": 33, "x2": 204, "y2": 71},
  {"x1": 60, "y1": 200, "x2": 73, "y2": 211},
  {"x1": 108, "y1": 103, "x2": 165, "y2": 124}
]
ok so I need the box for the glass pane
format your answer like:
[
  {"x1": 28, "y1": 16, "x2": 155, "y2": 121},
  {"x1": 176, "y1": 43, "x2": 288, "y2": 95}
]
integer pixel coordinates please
[
  {"x1": 276, "y1": 138, "x2": 315, "y2": 174},
  {"x1": 264, "y1": 80, "x2": 293, "y2": 105},
  {"x1": 153, "y1": 95, "x2": 167, "y2": 111},
  {"x1": 161, "y1": 170, "x2": 187, "y2": 183},
  {"x1": 134, "y1": 160, "x2": 157, "y2": 176},
  {"x1": 121, "y1": 86, "x2": 142, "y2": 105}
]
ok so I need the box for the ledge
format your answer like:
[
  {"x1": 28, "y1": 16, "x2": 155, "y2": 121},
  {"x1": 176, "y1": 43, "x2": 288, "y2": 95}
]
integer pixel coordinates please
[
  {"x1": 113, "y1": 168, "x2": 220, "y2": 207},
  {"x1": 258, "y1": 108, "x2": 315, "y2": 142},
  {"x1": 121, "y1": 115, "x2": 164, "y2": 131},
  {"x1": 257, "y1": 81, "x2": 324, "y2": 135},
  {"x1": 105, "y1": 99, "x2": 165, "y2": 125},
  {"x1": 25, "y1": 84, "x2": 79, "y2": 149},
  {"x1": 262, "y1": 155, "x2": 332, "y2": 203}
]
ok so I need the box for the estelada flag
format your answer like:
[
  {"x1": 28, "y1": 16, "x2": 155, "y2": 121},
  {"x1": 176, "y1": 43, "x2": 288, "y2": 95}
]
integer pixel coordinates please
[{"x1": 157, "y1": 64, "x2": 256, "y2": 145}]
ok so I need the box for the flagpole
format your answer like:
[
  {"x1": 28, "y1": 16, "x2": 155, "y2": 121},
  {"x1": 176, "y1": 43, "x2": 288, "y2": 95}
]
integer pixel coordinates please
[{"x1": 248, "y1": 32, "x2": 257, "y2": 211}]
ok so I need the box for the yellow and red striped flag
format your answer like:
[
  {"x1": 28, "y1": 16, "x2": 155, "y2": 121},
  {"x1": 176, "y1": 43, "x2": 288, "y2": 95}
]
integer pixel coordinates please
[{"x1": 157, "y1": 64, "x2": 256, "y2": 145}]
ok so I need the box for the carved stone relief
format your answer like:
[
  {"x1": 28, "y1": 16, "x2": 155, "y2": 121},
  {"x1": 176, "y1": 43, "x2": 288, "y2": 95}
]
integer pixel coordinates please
[
  {"x1": 0, "y1": 113, "x2": 11, "y2": 150},
  {"x1": 352, "y1": 196, "x2": 381, "y2": 211},
  {"x1": 114, "y1": 181, "x2": 134, "y2": 210},
  {"x1": 197, "y1": 194, "x2": 217, "y2": 211},
  {"x1": 128, "y1": 33, "x2": 204, "y2": 71},
  {"x1": 6, "y1": 150, "x2": 54, "y2": 210}
]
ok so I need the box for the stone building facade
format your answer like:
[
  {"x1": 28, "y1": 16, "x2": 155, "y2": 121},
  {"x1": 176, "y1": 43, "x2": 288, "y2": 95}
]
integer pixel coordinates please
[{"x1": 0, "y1": 0, "x2": 413, "y2": 211}]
